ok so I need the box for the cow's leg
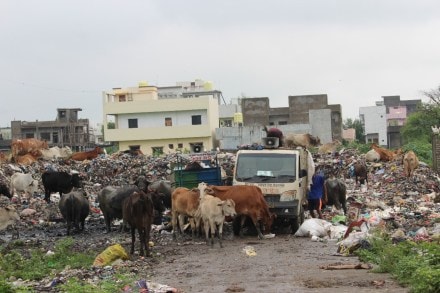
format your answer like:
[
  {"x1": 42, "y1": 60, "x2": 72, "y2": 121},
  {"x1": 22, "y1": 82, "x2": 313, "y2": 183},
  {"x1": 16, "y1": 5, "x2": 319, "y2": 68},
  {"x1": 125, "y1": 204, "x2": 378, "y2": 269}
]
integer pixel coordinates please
[
  {"x1": 239, "y1": 215, "x2": 246, "y2": 238},
  {"x1": 139, "y1": 227, "x2": 145, "y2": 257},
  {"x1": 144, "y1": 225, "x2": 151, "y2": 257},
  {"x1": 44, "y1": 190, "x2": 51, "y2": 203},
  {"x1": 104, "y1": 214, "x2": 112, "y2": 233},
  {"x1": 67, "y1": 221, "x2": 72, "y2": 236},
  {"x1": 171, "y1": 210, "x2": 178, "y2": 240},
  {"x1": 218, "y1": 222, "x2": 224, "y2": 248},
  {"x1": 204, "y1": 219, "x2": 210, "y2": 245},
  {"x1": 189, "y1": 217, "x2": 196, "y2": 241},
  {"x1": 250, "y1": 214, "x2": 264, "y2": 239},
  {"x1": 130, "y1": 227, "x2": 136, "y2": 255},
  {"x1": 209, "y1": 221, "x2": 216, "y2": 246}
]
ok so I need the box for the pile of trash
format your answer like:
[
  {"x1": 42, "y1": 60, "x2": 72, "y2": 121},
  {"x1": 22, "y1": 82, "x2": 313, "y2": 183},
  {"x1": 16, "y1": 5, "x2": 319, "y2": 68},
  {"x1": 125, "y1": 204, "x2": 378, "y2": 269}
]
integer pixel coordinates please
[{"x1": 295, "y1": 147, "x2": 440, "y2": 254}]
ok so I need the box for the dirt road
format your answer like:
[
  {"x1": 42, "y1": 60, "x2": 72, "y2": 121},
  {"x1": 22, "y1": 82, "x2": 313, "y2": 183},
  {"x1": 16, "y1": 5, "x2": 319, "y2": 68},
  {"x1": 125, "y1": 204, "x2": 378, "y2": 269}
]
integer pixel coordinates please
[{"x1": 148, "y1": 229, "x2": 408, "y2": 293}]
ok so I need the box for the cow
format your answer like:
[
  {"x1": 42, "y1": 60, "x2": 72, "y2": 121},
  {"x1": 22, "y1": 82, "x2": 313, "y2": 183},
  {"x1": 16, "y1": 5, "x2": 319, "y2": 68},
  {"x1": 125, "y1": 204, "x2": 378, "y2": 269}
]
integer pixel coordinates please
[
  {"x1": 324, "y1": 178, "x2": 347, "y2": 215},
  {"x1": 97, "y1": 179, "x2": 164, "y2": 232},
  {"x1": 403, "y1": 150, "x2": 419, "y2": 178},
  {"x1": 365, "y1": 149, "x2": 380, "y2": 162},
  {"x1": 69, "y1": 146, "x2": 104, "y2": 161},
  {"x1": 371, "y1": 143, "x2": 395, "y2": 162},
  {"x1": 11, "y1": 138, "x2": 48, "y2": 158},
  {"x1": 58, "y1": 190, "x2": 90, "y2": 235},
  {"x1": 121, "y1": 149, "x2": 144, "y2": 156},
  {"x1": 0, "y1": 182, "x2": 12, "y2": 198},
  {"x1": 10, "y1": 172, "x2": 39, "y2": 201},
  {"x1": 13, "y1": 150, "x2": 42, "y2": 165},
  {"x1": 263, "y1": 126, "x2": 284, "y2": 147},
  {"x1": 204, "y1": 185, "x2": 274, "y2": 239},
  {"x1": 284, "y1": 133, "x2": 321, "y2": 149},
  {"x1": 123, "y1": 190, "x2": 155, "y2": 257},
  {"x1": 199, "y1": 194, "x2": 236, "y2": 247},
  {"x1": 40, "y1": 146, "x2": 73, "y2": 160},
  {"x1": 318, "y1": 140, "x2": 341, "y2": 154},
  {"x1": 0, "y1": 151, "x2": 9, "y2": 163},
  {"x1": 0, "y1": 206, "x2": 20, "y2": 238},
  {"x1": 171, "y1": 187, "x2": 202, "y2": 240},
  {"x1": 148, "y1": 180, "x2": 172, "y2": 209},
  {"x1": 351, "y1": 162, "x2": 368, "y2": 185},
  {"x1": 98, "y1": 186, "x2": 137, "y2": 232},
  {"x1": 42, "y1": 171, "x2": 82, "y2": 203}
]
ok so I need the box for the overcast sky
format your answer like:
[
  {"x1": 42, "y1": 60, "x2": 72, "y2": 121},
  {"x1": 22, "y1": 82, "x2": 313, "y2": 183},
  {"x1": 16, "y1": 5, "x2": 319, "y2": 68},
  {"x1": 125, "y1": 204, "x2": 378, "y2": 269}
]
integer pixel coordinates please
[{"x1": 1, "y1": 0, "x2": 439, "y2": 128}]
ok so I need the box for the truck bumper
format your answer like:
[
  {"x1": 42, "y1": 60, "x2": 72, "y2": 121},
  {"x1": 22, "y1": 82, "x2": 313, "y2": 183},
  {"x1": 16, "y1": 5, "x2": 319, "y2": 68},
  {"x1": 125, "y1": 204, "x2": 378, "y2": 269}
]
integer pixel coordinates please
[{"x1": 267, "y1": 200, "x2": 299, "y2": 219}]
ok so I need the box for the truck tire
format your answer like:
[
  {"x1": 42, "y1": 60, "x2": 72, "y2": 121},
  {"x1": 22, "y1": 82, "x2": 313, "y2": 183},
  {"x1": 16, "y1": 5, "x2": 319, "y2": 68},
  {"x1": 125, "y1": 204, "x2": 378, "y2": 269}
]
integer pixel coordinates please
[{"x1": 290, "y1": 207, "x2": 305, "y2": 234}]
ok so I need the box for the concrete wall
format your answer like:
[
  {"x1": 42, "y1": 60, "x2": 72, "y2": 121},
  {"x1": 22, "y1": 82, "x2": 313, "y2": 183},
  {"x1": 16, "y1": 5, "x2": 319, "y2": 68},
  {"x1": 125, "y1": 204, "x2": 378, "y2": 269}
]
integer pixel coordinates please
[
  {"x1": 309, "y1": 109, "x2": 332, "y2": 143},
  {"x1": 241, "y1": 97, "x2": 270, "y2": 126}
]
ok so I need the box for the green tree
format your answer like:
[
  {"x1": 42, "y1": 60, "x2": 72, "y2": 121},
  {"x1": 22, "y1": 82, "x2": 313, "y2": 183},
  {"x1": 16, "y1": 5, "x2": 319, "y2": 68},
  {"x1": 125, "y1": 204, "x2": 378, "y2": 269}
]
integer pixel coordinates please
[
  {"x1": 343, "y1": 118, "x2": 365, "y2": 142},
  {"x1": 401, "y1": 102, "x2": 440, "y2": 144}
]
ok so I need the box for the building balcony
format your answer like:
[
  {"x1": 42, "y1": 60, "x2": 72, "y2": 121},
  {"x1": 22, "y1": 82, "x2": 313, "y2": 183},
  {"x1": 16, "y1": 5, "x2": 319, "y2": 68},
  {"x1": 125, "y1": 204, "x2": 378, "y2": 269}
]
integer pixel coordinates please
[{"x1": 104, "y1": 124, "x2": 212, "y2": 142}]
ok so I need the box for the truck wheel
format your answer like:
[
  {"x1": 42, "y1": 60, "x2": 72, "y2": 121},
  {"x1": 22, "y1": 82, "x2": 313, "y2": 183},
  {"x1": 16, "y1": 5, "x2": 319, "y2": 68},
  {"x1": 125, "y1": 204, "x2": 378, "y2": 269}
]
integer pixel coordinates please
[{"x1": 290, "y1": 207, "x2": 304, "y2": 234}]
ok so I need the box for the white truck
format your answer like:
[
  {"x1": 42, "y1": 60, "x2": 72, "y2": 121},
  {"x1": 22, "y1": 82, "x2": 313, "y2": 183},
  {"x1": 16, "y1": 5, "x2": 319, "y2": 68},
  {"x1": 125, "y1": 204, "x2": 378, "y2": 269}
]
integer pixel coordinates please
[{"x1": 232, "y1": 138, "x2": 315, "y2": 233}]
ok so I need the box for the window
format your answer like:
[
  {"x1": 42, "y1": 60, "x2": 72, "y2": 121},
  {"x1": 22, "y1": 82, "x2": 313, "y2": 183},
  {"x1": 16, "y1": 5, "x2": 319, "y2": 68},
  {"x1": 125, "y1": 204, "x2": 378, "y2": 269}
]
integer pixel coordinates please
[
  {"x1": 192, "y1": 115, "x2": 202, "y2": 125},
  {"x1": 152, "y1": 147, "x2": 163, "y2": 156},
  {"x1": 118, "y1": 95, "x2": 126, "y2": 102},
  {"x1": 165, "y1": 117, "x2": 172, "y2": 126},
  {"x1": 178, "y1": 143, "x2": 183, "y2": 148},
  {"x1": 40, "y1": 132, "x2": 50, "y2": 141},
  {"x1": 128, "y1": 119, "x2": 138, "y2": 128},
  {"x1": 129, "y1": 145, "x2": 141, "y2": 151},
  {"x1": 168, "y1": 144, "x2": 174, "y2": 149},
  {"x1": 278, "y1": 121, "x2": 287, "y2": 125},
  {"x1": 25, "y1": 133, "x2": 34, "y2": 138},
  {"x1": 53, "y1": 132, "x2": 58, "y2": 144}
]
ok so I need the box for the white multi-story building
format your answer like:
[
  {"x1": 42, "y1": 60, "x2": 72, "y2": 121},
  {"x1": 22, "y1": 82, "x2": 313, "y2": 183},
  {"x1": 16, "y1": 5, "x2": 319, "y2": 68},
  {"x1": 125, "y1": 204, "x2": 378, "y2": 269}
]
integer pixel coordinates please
[
  {"x1": 102, "y1": 80, "x2": 220, "y2": 155},
  {"x1": 359, "y1": 105, "x2": 387, "y2": 146}
]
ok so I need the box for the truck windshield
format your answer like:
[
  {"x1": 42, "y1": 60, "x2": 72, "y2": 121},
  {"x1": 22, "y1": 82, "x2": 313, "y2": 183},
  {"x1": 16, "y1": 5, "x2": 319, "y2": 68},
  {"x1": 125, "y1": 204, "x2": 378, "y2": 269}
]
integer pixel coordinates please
[{"x1": 235, "y1": 153, "x2": 297, "y2": 183}]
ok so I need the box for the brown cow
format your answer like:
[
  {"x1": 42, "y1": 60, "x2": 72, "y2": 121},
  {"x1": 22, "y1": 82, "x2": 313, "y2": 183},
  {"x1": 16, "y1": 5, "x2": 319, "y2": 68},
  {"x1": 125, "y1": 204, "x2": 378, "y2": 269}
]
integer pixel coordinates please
[
  {"x1": 123, "y1": 190, "x2": 155, "y2": 257},
  {"x1": 403, "y1": 150, "x2": 419, "y2": 178},
  {"x1": 204, "y1": 185, "x2": 274, "y2": 239},
  {"x1": 171, "y1": 187, "x2": 201, "y2": 240},
  {"x1": 11, "y1": 138, "x2": 48, "y2": 158},
  {"x1": 371, "y1": 143, "x2": 395, "y2": 162},
  {"x1": 353, "y1": 162, "x2": 368, "y2": 185},
  {"x1": 13, "y1": 150, "x2": 42, "y2": 165},
  {"x1": 69, "y1": 146, "x2": 104, "y2": 161},
  {"x1": 318, "y1": 140, "x2": 341, "y2": 154},
  {"x1": 284, "y1": 133, "x2": 320, "y2": 149}
]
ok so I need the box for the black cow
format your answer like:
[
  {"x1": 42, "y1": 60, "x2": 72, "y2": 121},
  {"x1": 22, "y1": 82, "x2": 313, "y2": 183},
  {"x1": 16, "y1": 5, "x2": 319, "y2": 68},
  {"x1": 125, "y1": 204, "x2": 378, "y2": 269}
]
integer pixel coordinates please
[
  {"x1": 0, "y1": 182, "x2": 12, "y2": 198},
  {"x1": 324, "y1": 178, "x2": 347, "y2": 215},
  {"x1": 148, "y1": 180, "x2": 172, "y2": 209},
  {"x1": 98, "y1": 186, "x2": 138, "y2": 232},
  {"x1": 42, "y1": 171, "x2": 82, "y2": 203},
  {"x1": 59, "y1": 190, "x2": 90, "y2": 235},
  {"x1": 97, "y1": 179, "x2": 165, "y2": 232}
]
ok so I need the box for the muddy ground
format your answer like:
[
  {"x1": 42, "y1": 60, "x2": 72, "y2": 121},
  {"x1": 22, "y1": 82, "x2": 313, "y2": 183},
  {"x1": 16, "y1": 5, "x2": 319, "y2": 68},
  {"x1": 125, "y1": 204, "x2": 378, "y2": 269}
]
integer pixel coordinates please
[{"x1": 2, "y1": 210, "x2": 408, "y2": 293}]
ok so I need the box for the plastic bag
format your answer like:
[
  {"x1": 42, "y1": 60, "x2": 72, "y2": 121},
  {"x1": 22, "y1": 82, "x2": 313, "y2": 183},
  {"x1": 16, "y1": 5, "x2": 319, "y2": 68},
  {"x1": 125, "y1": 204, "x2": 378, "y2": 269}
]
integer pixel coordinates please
[{"x1": 93, "y1": 243, "x2": 129, "y2": 266}]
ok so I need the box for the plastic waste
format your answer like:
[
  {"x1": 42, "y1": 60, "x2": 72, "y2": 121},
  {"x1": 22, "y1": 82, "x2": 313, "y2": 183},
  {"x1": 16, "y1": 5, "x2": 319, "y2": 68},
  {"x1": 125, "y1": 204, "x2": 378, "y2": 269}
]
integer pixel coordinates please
[
  {"x1": 93, "y1": 243, "x2": 129, "y2": 266},
  {"x1": 243, "y1": 245, "x2": 257, "y2": 256}
]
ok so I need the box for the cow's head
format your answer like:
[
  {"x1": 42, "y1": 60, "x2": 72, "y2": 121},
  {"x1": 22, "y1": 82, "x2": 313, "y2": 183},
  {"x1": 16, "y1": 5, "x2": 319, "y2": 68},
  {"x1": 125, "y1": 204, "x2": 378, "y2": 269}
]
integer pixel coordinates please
[
  {"x1": 71, "y1": 173, "x2": 82, "y2": 188},
  {"x1": 0, "y1": 183, "x2": 12, "y2": 198}
]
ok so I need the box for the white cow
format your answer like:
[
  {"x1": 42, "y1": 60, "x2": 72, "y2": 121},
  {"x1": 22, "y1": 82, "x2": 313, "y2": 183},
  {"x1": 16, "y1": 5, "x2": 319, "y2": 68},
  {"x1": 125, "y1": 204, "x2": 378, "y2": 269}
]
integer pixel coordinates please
[
  {"x1": 200, "y1": 194, "x2": 236, "y2": 247},
  {"x1": 40, "y1": 146, "x2": 73, "y2": 160},
  {"x1": 0, "y1": 206, "x2": 20, "y2": 232},
  {"x1": 10, "y1": 173, "x2": 39, "y2": 200}
]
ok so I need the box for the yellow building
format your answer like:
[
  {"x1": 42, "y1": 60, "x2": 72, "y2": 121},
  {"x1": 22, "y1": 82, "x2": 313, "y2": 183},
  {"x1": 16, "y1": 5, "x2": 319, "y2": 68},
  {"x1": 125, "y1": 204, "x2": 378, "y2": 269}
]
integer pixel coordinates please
[{"x1": 102, "y1": 81, "x2": 220, "y2": 155}]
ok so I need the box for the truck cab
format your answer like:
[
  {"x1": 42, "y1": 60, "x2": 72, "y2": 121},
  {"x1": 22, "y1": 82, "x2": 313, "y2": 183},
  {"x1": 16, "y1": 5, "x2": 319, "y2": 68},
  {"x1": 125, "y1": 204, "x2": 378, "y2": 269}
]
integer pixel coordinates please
[{"x1": 233, "y1": 140, "x2": 315, "y2": 232}]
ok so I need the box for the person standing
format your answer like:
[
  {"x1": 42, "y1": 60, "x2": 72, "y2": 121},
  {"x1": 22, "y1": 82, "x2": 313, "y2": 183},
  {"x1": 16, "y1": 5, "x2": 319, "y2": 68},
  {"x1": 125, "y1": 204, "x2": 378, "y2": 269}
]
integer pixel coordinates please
[{"x1": 307, "y1": 167, "x2": 326, "y2": 219}]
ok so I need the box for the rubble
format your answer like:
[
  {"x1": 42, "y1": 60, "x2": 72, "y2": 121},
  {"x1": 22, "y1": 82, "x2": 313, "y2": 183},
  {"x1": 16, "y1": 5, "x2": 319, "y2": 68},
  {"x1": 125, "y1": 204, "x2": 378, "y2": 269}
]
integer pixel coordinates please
[{"x1": 0, "y1": 147, "x2": 439, "y2": 290}]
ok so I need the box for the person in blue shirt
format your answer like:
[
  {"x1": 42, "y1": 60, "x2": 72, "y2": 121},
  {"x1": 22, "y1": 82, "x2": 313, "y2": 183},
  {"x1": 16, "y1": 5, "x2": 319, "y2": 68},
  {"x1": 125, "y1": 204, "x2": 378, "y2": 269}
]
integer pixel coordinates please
[{"x1": 307, "y1": 167, "x2": 326, "y2": 219}]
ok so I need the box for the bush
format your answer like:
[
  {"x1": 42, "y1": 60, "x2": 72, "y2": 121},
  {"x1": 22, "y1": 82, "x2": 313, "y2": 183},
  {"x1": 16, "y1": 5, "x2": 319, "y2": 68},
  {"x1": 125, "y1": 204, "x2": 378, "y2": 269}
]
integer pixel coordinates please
[{"x1": 357, "y1": 237, "x2": 440, "y2": 293}]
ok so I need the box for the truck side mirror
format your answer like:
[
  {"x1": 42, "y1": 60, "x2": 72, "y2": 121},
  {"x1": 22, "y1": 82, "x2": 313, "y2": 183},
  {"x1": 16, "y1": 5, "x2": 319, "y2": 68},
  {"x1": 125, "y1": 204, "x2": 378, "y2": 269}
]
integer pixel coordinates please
[{"x1": 299, "y1": 169, "x2": 307, "y2": 178}]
